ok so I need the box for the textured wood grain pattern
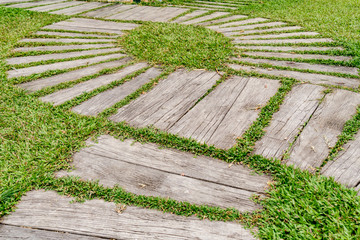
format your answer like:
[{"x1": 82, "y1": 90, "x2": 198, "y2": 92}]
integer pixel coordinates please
[
  {"x1": 83, "y1": 4, "x2": 137, "y2": 18},
  {"x1": 169, "y1": 76, "x2": 280, "y2": 149},
  {"x1": 71, "y1": 67, "x2": 162, "y2": 116},
  {"x1": 41, "y1": 60, "x2": 145, "y2": 106},
  {"x1": 1, "y1": 0, "x2": 33, "y2": 4},
  {"x1": 110, "y1": 69, "x2": 220, "y2": 130},
  {"x1": 229, "y1": 64, "x2": 360, "y2": 88},
  {"x1": 171, "y1": 10, "x2": 207, "y2": 23},
  {"x1": 321, "y1": 131, "x2": 360, "y2": 191},
  {"x1": 0, "y1": 224, "x2": 103, "y2": 240},
  {"x1": 7, "y1": 48, "x2": 122, "y2": 65},
  {"x1": 45, "y1": 18, "x2": 138, "y2": 33},
  {"x1": 236, "y1": 46, "x2": 343, "y2": 52},
  {"x1": 2, "y1": 190, "x2": 256, "y2": 239},
  {"x1": 19, "y1": 38, "x2": 115, "y2": 43},
  {"x1": 18, "y1": 59, "x2": 130, "y2": 92},
  {"x1": 243, "y1": 51, "x2": 352, "y2": 61},
  {"x1": 254, "y1": 84, "x2": 325, "y2": 159},
  {"x1": 210, "y1": 21, "x2": 286, "y2": 34},
  {"x1": 35, "y1": 31, "x2": 118, "y2": 38},
  {"x1": 50, "y1": 2, "x2": 108, "y2": 15},
  {"x1": 198, "y1": 15, "x2": 246, "y2": 25},
  {"x1": 30, "y1": 1, "x2": 82, "y2": 12},
  {"x1": 234, "y1": 38, "x2": 333, "y2": 44},
  {"x1": 6, "y1": 0, "x2": 65, "y2": 8},
  {"x1": 182, "y1": 12, "x2": 228, "y2": 25},
  {"x1": 12, "y1": 43, "x2": 116, "y2": 53},
  {"x1": 238, "y1": 26, "x2": 302, "y2": 35},
  {"x1": 57, "y1": 135, "x2": 269, "y2": 211},
  {"x1": 108, "y1": 6, "x2": 187, "y2": 22},
  {"x1": 287, "y1": 89, "x2": 360, "y2": 170},
  {"x1": 237, "y1": 32, "x2": 319, "y2": 40},
  {"x1": 233, "y1": 57, "x2": 358, "y2": 75},
  {"x1": 7, "y1": 53, "x2": 126, "y2": 79},
  {"x1": 216, "y1": 18, "x2": 268, "y2": 28}
]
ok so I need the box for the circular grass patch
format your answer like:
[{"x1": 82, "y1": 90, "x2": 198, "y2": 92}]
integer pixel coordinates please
[{"x1": 120, "y1": 22, "x2": 234, "y2": 70}]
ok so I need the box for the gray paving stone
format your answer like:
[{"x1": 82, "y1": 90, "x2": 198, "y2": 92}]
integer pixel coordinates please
[
  {"x1": 2, "y1": 190, "x2": 256, "y2": 239},
  {"x1": 198, "y1": 14, "x2": 247, "y2": 25},
  {"x1": 234, "y1": 38, "x2": 333, "y2": 44},
  {"x1": 72, "y1": 67, "x2": 162, "y2": 116},
  {"x1": 19, "y1": 59, "x2": 130, "y2": 92},
  {"x1": 254, "y1": 84, "x2": 325, "y2": 159},
  {"x1": 228, "y1": 64, "x2": 360, "y2": 88},
  {"x1": 50, "y1": 2, "x2": 109, "y2": 15},
  {"x1": 171, "y1": 10, "x2": 208, "y2": 23},
  {"x1": 35, "y1": 31, "x2": 118, "y2": 38},
  {"x1": 169, "y1": 76, "x2": 280, "y2": 149},
  {"x1": 182, "y1": 12, "x2": 228, "y2": 25},
  {"x1": 7, "y1": 47, "x2": 123, "y2": 65},
  {"x1": 6, "y1": 0, "x2": 65, "y2": 8},
  {"x1": 20, "y1": 38, "x2": 115, "y2": 43},
  {"x1": 232, "y1": 57, "x2": 358, "y2": 75},
  {"x1": 57, "y1": 135, "x2": 270, "y2": 210},
  {"x1": 83, "y1": 4, "x2": 137, "y2": 18},
  {"x1": 7, "y1": 53, "x2": 126, "y2": 79},
  {"x1": 30, "y1": 1, "x2": 83, "y2": 12},
  {"x1": 41, "y1": 62, "x2": 146, "y2": 105},
  {"x1": 0, "y1": 0, "x2": 32, "y2": 4},
  {"x1": 236, "y1": 45, "x2": 344, "y2": 52},
  {"x1": 322, "y1": 131, "x2": 360, "y2": 192},
  {"x1": 217, "y1": 18, "x2": 268, "y2": 28},
  {"x1": 186, "y1": 3, "x2": 237, "y2": 10},
  {"x1": 286, "y1": 89, "x2": 360, "y2": 171},
  {"x1": 242, "y1": 51, "x2": 352, "y2": 61},
  {"x1": 12, "y1": 43, "x2": 116, "y2": 52},
  {"x1": 237, "y1": 32, "x2": 319, "y2": 40},
  {"x1": 210, "y1": 22, "x2": 286, "y2": 35},
  {"x1": 238, "y1": 26, "x2": 303, "y2": 35}
]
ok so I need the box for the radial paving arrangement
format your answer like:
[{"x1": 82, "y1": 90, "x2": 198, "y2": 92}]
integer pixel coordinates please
[{"x1": 2, "y1": 0, "x2": 360, "y2": 239}]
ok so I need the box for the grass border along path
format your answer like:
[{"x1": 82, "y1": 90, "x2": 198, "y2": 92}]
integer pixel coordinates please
[{"x1": 1, "y1": 4, "x2": 360, "y2": 240}]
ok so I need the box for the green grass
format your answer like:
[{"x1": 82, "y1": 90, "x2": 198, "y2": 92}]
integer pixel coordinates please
[
  {"x1": 1, "y1": 5, "x2": 360, "y2": 240},
  {"x1": 120, "y1": 22, "x2": 234, "y2": 71}
]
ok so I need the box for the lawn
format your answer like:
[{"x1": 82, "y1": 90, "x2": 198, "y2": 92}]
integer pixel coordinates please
[{"x1": 1, "y1": 1, "x2": 360, "y2": 239}]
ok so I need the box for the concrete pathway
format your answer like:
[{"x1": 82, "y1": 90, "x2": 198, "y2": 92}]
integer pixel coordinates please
[{"x1": 2, "y1": 0, "x2": 360, "y2": 239}]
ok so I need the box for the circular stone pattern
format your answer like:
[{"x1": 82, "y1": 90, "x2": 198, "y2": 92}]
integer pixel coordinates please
[{"x1": 120, "y1": 22, "x2": 234, "y2": 70}]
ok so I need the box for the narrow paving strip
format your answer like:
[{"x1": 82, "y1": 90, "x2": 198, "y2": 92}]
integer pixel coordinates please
[
  {"x1": 169, "y1": 76, "x2": 280, "y2": 149},
  {"x1": 0, "y1": 191, "x2": 256, "y2": 239},
  {"x1": 57, "y1": 135, "x2": 270, "y2": 211}
]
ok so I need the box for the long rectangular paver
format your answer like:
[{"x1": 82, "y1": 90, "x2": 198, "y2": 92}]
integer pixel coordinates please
[
  {"x1": 233, "y1": 57, "x2": 358, "y2": 75},
  {"x1": 210, "y1": 22, "x2": 286, "y2": 34},
  {"x1": 12, "y1": 43, "x2": 116, "y2": 52},
  {"x1": 198, "y1": 14, "x2": 247, "y2": 25},
  {"x1": 109, "y1": 69, "x2": 220, "y2": 130},
  {"x1": 254, "y1": 84, "x2": 325, "y2": 159},
  {"x1": 237, "y1": 32, "x2": 319, "y2": 40},
  {"x1": 234, "y1": 38, "x2": 333, "y2": 44},
  {"x1": 217, "y1": 18, "x2": 268, "y2": 28},
  {"x1": 182, "y1": 12, "x2": 229, "y2": 25},
  {"x1": 6, "y1": 0, "x2": 65, "y2": 8},
  {"x1": 7, "y1": 47, "x2": 123, "y2": 65},
  {"x1": 236, "y1": 45, "x2": 344, "y2": 52},
  {"x1": 238, "y1": 26, "x2": 303, "y2": 35},
  {"x1": 41, "y1": 61, "x2": 145, "y2": 106},
  {"x1": 57, "y1": 135, "x2": 270, "y2": 210},
  {"x1": 287, "y1": 89, "x2": 360, "y2": 171},
  {"x1": 229, "y1": 64, "x2": 360, "y2": 88},
  {"x1": 20, "y1": 38, "x2": 115, "y2": 43},
  {"x1": 50, "y1": 2, "x2": 109, "y2": 15},
  {"x1": 18, "y1": 59, "x2": 131, "y2": 92},
  {"x1": 72, "y1": 67, "x2": 162, "y2": 116},
  {"x1": 169, "y1": 76, "x2": 280, "y2": 149},
  {"x1": 321, "y1": 131, "x2": 360, "y2": 193},
  {"x1": 83, "y1": 4, "x2": 137, "y2": 18},
  {"x1": 243, "y1": 51, "x2": 352, "y2": 61},
  {"x1": 2, "y1": 190, "x2": 256, "y2": 239},
  {"x1": 7, "y1": 53, "x2": 126, "y2": 79},
  {"x1": 171, "y1": 10, "x2": 208, "y2": 23},
  {"x1": 30, "y1": 1, "x2": 83, "y2": 12},
  {"x1": 35, "y1": 31, "x2": 118, "y2": 38}
]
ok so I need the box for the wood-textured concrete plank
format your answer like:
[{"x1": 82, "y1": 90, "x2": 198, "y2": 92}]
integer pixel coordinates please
[
  {"x1": 169, "y1": 76, "x2": 280, "y2": 149},
  {"x1": 57, "y1": 135, "x2": 270, "y2": 210},
  {"x1": 18, "y1": 59, "x2": 130, "y2": 92},
  {"x1": 41, "y1": 61, "x2": 145, "y2": 106},
  {"x1": 210, "y1": 22, "x2": 286, "y2": 35},
  {"x1": 322, "y1": 131, "x2": 360, "y2": 191},
  {"x1": 182, "y1": 12, "x2": 228, "y2": 25},
  {"x1": 287, "y1": 89, "x2": 360, "y2": 170},
  {"x1": 19, "y1": 38, "x2": 115, "y2": 43},
  {"x1": 12, "y1": 43, "x2": 115, "y2": 52},
  {"x1": 238, "y1": 26, "x2": 303, "y2": 35},
  {"x1": 1, "y1": 0, "x2": 33, "y2": 4},
  {"x1": 234, "y1": 38, "x2": 333, "y2": 44},
  {"x1": 218, "y1": 17, "x2": 269, "y2": 28},
  {"x1": 50, "y1": 2, "x2": 108, "y2": 15},
  {"x1": 0, "y1": 224, "x2": 103, "y2": 240},
  {"x1": 83, "y1": 4, "x2": 137, "y2": 18},
  {"x1": 6, "y1": 0, "x2": 65, "y2": 9},
  {"x1": 2, "y1": 190, "x2": 256, "y2": 239},
  {"x1": 7, "y1": 47, "x2": 122, "y2": 65},
  {"x1": 253, "y1": 84, "x2": 325, "y2": 159},
  {"x1": 72, "y1": 67, "x2": 162, "y2": 116},
  {"x1": 236, "y1": 45, "x2": 344, "y2": 52},
  {"x1": 229, "y1": 64, "x2": 360, "y2": 88},
  {"x1": 237, "y1": 32, "x2": 319, "y2": 40},
  {"x1": 35, "y1": 30, "x2": 118, "y2": 38},
  {"x1": 198, "y1": 14, "x2": 247, "y2": 25},
  {"x1": 109, "y1": 69, "x2": 220, "y2": 130},
  {"x1": 233, "y1": 57, "x2": 358, "y2": 75},
  {"x1": 30, "y1": 1, "x2": 83, "y2": 12},
  {"x1": 7, "y1": 53, "x2": 126, "y2": 79},
  {"x1": 242, "y1": 51, "x2": 352, "y2": 61},
  {"x1": 171, "y1": 10, "x2": 208, "y2": 23}
]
